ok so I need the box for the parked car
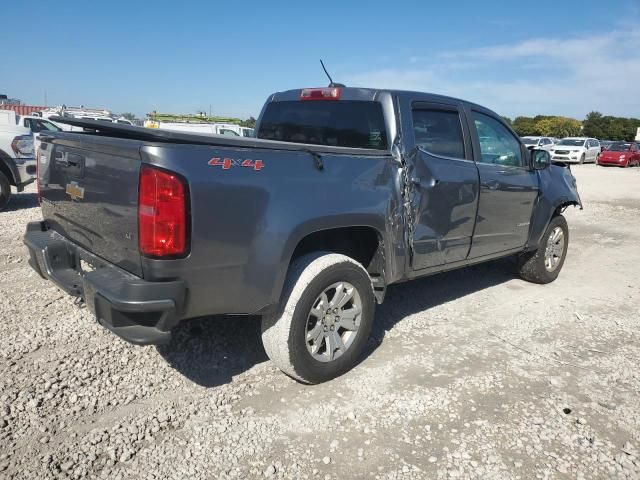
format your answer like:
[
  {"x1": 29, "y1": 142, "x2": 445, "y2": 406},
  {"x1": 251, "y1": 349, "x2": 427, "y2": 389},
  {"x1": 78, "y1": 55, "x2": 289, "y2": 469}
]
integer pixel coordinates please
[
  {"x1": 145, "y1": 120, "x2": 253, "y2": 137},
  {"x1": 597, "y1": 142, "x2": 640, "y2": 167},
  {"x1": 521, "y1": 136, "x2": 555, "y2": 151},
  {"x1": 0, "y1": 111, "x2": 35, "y2": 210},
  {"x1": 550, "y1": 137, "x2": 600, "y2": 164},
  {"x1": 114, "y1": 117, "x2": 133, "y2": 125},
  {"x1": 25, "y1": 86, "x2": 581, "y2": 384}
]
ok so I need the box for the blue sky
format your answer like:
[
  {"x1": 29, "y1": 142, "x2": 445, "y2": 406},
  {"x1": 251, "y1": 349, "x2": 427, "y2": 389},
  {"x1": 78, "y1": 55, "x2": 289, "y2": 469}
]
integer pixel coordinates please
[{"x1": 2, "y1": 0, "x2": 639, "y2": 120}]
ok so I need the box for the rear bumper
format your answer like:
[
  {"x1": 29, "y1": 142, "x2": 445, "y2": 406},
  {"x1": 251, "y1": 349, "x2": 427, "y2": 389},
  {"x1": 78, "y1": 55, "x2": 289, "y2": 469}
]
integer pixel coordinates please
[{"x1": 24, "y1": 221, "x2": 186, "y2": 345}]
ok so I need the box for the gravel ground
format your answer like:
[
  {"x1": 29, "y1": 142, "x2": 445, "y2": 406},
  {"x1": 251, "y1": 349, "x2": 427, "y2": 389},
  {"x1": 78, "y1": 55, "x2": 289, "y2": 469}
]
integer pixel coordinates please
[{"x1": 1, "y1": 164, "x2": 639, "y2": 479}]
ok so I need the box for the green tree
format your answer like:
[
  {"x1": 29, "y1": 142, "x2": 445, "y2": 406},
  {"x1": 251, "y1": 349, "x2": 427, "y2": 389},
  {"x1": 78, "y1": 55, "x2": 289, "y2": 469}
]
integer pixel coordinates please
[
  {"x1": 582, "y1": 111, "x2": 605, "y2": 139},
  {"x1": 120, "y1": 112, "x2": 137, "y2": 122},
  {"x1": 537, "y1": 117, "x2": 582, "y2": 138},
  {"x1": 583, "y1": 112, "x2": 640, "y2": 140},
  {"x1": 241, "y1": 116, "x2": 256, "y2": 128},
  {"x1": 512, "y1": 116, "x2": 538, "y2": 136}
]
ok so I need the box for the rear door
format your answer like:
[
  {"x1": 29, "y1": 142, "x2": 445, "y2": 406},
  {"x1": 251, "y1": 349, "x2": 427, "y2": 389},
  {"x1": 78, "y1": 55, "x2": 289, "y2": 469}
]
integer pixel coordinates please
[
  {"x1": 406, "y1": 100, "x2": 480, "y2": 269},
  {"x1": 467, "y1": 108, "x2": 539, "y2": 258},
  {"x1": 39, "y1": 134, "x2": 144, "y2": 275}
]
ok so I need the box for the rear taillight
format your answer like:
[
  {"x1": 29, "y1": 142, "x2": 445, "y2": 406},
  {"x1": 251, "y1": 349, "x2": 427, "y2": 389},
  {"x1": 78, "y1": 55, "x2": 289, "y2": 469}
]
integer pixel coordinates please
[
  {"x1": 138, "y1": 165, "x2": 188, "y2": 258},
  {"x1": 300, "y1": 87, "x2": 341, "y2": 100}
]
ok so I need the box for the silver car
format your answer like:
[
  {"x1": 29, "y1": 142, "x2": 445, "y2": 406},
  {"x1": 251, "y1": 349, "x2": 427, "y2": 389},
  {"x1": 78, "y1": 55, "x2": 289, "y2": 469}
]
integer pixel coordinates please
[{"x1": 521, "y1": 136, "x2": 555, "y2": 151}]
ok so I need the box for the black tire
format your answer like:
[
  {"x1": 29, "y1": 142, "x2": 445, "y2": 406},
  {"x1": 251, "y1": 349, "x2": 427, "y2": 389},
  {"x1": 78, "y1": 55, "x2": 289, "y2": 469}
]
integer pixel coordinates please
[
  {"x1": 517, "y1": 215, "x2": 569, "y2": 284},
  {"x1": 261, "y1": 253, "x2": 375, "y2": 384},
  {"x1": 579, "y1": 153, "x2": 585, "y2": 164},
  {"x1": 0, "y1": 171, "x2": 11, "y2": 212}
]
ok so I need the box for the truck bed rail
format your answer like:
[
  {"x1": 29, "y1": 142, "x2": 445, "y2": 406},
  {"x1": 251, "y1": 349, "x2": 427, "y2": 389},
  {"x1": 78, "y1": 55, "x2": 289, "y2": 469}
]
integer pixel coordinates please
[{"x1": 48, "y1": 116, "x2": 390, "y2": 157}]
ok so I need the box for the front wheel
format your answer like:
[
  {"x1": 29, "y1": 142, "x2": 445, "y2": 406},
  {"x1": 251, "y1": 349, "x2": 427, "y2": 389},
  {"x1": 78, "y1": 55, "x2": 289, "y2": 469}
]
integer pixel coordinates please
[
  {"x1": 517, "y1": 215, "x2": 569, "y2": 284},
  {"x1": 579, "y1": 153, "x2": 585, "y2": 164},
  {"x1": 0, "y1": 171, "x2": 11, "y2": 212},
  {"x1": 261, "y1": 253, "x2": 375, "y2": 384}
]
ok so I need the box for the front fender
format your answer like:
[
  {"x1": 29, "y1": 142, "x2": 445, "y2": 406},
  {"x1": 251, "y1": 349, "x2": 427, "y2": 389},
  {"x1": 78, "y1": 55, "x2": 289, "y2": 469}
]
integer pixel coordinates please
[{"x1": 527, "y1": 164, "x2": 582, "y2": 250}]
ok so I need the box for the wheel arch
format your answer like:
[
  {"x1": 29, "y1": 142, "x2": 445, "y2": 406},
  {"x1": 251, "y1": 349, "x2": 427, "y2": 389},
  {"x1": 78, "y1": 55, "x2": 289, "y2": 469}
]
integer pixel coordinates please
[
  {"x1": 0, "y1": 149, "x2": 18, "y2": 186},
  {"x1": 278, "y1": 223, "x2": 388, "y2": 305}
]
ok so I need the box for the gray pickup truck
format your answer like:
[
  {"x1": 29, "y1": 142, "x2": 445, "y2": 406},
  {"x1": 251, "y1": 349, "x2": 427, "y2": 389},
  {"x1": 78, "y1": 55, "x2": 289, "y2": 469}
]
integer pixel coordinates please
[{"x1": 24, "y1": 86, "x2": 581, "y2": 384}]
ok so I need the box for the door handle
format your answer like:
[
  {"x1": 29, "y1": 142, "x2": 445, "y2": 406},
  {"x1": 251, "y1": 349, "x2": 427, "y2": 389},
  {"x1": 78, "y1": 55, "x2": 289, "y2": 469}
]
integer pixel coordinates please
[
  {"x1": 484, "y1": 180, "x2": 500, "y2": 190},
  {"x1": 411, "y1": 177, "x2": 439, "y2": 188}
]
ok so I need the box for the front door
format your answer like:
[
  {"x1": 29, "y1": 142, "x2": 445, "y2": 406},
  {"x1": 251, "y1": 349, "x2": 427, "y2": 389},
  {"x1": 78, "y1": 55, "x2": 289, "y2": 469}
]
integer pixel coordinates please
[
  {"x1": 407, "y1": 102, "x2": 480, "y2": 270},
  {"x1": 467, "y1": 109, "x2": 539, "y2": 258}
]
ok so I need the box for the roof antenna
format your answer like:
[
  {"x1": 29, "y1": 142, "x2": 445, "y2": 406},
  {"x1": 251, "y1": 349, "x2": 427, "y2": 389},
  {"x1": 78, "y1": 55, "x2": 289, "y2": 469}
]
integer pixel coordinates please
[{"x1": 320, "y1": 59, "x2": 345, "y2": 88}]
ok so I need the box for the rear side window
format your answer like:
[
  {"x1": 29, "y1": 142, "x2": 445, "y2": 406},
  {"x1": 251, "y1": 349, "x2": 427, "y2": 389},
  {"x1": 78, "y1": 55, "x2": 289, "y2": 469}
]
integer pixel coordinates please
[
  {"x1": 258, "y1": 100, "x2": 388, "y2": 150},
  {"x1": 472, "y1": 112, "x2": 523, "y2": 167},
  {"x1": 412, "y1": 109, "x2": 465, "y2": 159}
]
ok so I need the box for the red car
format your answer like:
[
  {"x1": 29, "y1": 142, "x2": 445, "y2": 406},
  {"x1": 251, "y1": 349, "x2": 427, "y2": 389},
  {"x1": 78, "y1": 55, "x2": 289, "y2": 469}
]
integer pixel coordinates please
[{"x1": 598, "y1": 142, "x2": 640, "y2": 167}]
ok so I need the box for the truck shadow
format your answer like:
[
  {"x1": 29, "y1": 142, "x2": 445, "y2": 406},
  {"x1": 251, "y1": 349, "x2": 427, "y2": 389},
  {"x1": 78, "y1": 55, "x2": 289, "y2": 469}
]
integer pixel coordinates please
[
  {"x1": 368, "y1": 257, "x2": 516, "y2": 348},
  {"x1": 156, "y1": 257, "x2": 516, "y2": 388},
  {"x1": 4, "y1": 193, "x2": 39, "y2": 212},
  {"x1": 156, "y1": 314, "x2": 266, "y2": 388}
]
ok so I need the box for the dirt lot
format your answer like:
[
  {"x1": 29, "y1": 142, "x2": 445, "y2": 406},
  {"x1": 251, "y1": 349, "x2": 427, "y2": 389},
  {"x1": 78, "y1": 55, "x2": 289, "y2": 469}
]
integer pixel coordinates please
[{"x1": 1, "y1": 164, "x2": 639, "y2": 479}]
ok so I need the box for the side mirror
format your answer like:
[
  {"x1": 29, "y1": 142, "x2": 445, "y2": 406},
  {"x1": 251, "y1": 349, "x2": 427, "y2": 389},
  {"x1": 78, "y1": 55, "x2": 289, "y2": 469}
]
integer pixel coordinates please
[{"x1": 531, "y1": 148, "x2": 551, "y2": 170}]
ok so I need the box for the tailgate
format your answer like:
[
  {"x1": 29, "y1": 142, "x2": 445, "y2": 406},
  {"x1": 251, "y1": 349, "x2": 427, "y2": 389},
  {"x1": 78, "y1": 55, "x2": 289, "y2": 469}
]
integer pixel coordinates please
[{"x1": 39, "y1": 134, "x2": 144, "y2": 276}]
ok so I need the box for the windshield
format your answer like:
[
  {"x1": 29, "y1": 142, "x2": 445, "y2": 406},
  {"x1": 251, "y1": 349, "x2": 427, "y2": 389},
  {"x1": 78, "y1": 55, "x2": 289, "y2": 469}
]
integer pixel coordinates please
[
  {"x1": 258, "y1": 100, "x2": 388, "y2": 150},
  {"x1": 608, "y1": 143, "x2": 632, "y2": 151},
  {"x1": 557, "y1": 139, "x2": 585, "y2": 146},
  {"x1": 521, "y1": 137, "x2": 539, "y2": 145}
]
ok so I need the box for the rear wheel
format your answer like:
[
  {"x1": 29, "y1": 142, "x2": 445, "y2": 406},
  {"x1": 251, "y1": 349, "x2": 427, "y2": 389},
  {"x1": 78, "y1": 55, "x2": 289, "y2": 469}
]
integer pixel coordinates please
[
  {"x1": 261, "y1": 253, "x2": 375, "y2": 384},
  {"x1": 517, "y1": 215, "x2": 569, "y2": 284},
  {"x1": 0, "y1": 171, "x2": 11, "y2": 212}
]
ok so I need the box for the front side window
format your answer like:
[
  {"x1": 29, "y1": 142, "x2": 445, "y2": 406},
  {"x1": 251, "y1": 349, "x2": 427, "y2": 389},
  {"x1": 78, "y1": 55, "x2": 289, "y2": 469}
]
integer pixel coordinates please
[
  {"x1": 412, "y1": 109, "x2": 465, "y2": 159},
  {"x1": 472, "y1": 112, "x2": 523, "y2": 167}
]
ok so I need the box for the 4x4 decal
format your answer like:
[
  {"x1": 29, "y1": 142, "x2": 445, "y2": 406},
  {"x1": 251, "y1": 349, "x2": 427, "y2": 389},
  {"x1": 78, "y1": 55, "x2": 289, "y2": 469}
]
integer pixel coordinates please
[{"x1": 208, "y1": 157, "x2": 264, "y2": 171}]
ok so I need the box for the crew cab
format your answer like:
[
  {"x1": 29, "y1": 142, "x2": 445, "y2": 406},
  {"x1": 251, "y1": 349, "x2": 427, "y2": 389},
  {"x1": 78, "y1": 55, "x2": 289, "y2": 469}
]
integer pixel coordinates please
[
  {"x1": 24, "y1": 86, "x2": 581, "y2": 384},
  {"x1": 0, "y1": 111, "x2": 36, "y2": 210}
]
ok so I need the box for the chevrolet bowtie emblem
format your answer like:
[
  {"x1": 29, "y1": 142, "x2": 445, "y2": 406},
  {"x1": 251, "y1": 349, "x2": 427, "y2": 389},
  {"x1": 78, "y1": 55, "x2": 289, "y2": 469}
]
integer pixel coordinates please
[{"x1": 66, "y1": 181, "x2": 85, "y2": 201}]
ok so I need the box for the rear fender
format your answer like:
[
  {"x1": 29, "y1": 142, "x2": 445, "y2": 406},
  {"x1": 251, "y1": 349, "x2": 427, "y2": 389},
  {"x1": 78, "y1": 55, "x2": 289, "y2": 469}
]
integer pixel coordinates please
[{"x1": 527, "y1": 164, "x2": 582, "y2": 250}]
